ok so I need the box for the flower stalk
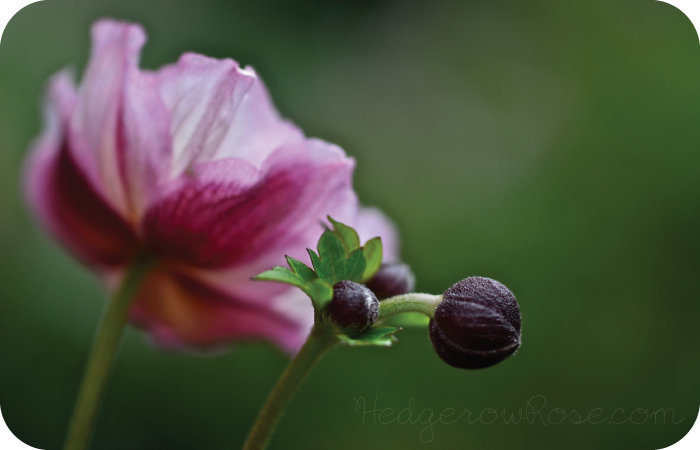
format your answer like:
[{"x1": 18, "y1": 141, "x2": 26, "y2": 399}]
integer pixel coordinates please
[
  {"x1": 378, "y1": 293, "x2": 443, "y2": 321},
  {"x1": 241, "y1": 292, "x2": 442, "y2": 450},
  {"x1": 64, "y1": 253, "x2": 157, "y2": 450},
  {"x1": 242, "y1": 324, "x2": 338, "y2": 450}
]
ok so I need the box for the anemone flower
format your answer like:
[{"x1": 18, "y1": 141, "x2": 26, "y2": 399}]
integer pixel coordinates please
[
  {"x1": 24, "y1": 19, "x2": 399, "y2": 450},
  {"x1": 25, "y1": 19, "x2": 399, "y2": 354}
]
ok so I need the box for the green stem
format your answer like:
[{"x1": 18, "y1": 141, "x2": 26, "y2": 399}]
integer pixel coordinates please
[
  {"x1": 243, "y1": 325, "x2": 338, "y2": 450},
  {"x1": 378, "y1": 293, "x2": 443, "y2": 321},
  {"x1": 64, "y1": 253, "x2": 157, "y2": 450}
]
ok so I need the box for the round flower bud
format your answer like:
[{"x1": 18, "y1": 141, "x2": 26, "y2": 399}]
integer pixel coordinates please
[
  {"x1": 324, "y1": 280, "x2": 379, "y2": 336},
  {"x1": 429, "y1": 277, "x2": 521, "y2": 369},
  {"x1": 365, "y1": 262, "x2": 416, "y2": 300}
]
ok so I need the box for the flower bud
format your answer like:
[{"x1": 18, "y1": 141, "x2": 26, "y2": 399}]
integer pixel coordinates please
[
  {"x1": 324, "y1": 280, "x2": 379, "y2": 336},
  {"x1": 429, "y1": 277, "x2": 521, "y2": 369},
  {"x1": 365, "y1": 262, "x2": 415, "y2": 300}
]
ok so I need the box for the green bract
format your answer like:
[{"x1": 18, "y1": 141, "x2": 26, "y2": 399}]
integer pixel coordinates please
[
  {"x1": 309, "y1": 231, "x2": 366, "y2": 285},
  {"x1": 337, "y1": 326, "x2": 401, "y2": 347},
  {"x1": 253, "y1": 216, "x2": 399, "y2": 346}
]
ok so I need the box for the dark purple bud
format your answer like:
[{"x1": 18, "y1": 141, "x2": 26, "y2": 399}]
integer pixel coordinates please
[
  {"x1": 365, "y1": 262, "x2": 415, "y2": 300},
  {"x1": 325, "y1": 280, "x2": 379, "y2": 336},
  {"x1": 429, "y1": 277, "x2": 521, "y2": 369}
]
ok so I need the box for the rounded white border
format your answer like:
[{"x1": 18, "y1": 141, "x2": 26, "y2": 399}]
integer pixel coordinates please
[
  {"x1": 0, "y1": 406, "x2": 41, "y2": 450},
  {"x1": 657, "y1": 0, "x2": 700, "y2": 43},
  {"x1": 0, "y1": 0, "x2": 42, "y2": 45},
  {"x1": 658, "y1": 406, "x2": 700, "y2": 449}
]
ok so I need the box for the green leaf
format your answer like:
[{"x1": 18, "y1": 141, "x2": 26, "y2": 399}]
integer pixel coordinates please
[
  {"x1": 316, "y1": 231, "x2": 366, "y2": 284},
  {"x1": 360, "y1": 237, "x2": 383, "y2": 283},
  {"x1": 285, "y1": 256, "x2": 317, "y2": 281},
  {"x1": 317, "y1": 231, "x2": 345, "y2": 282},
  {"x1": 338, "y1": 335, "x2": 396, "y2": 347},
  {"x1": 345, "y1": 248, "x2": 366, "y2": 282},
  {"x1": 327, "y1": 216, "x2": 360, "y2": 255},
  {"x1": 307, "y1": 247, "x2": 330, "y2": 282},
  {"x1": 255, "y1": 262, "x2": 332, "y2": 310},
  {"x1": 301, "y1": 278, "x2": 334, "y2": 309},
  {"x1": 337, "y1": 326, "x2": 401, "y2": 347},
  {"x1": 256, "y1": 221, "x2": 375, "y2": 313},
  {"x1": 355, "y1": 326, "x2": 401, "y2": 340},
  {"x1": 253, "y1": 267, "x2": 305, "y2": 288}
]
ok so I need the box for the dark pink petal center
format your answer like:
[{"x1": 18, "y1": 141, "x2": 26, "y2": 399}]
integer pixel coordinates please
[
  {"x1": 47, "y1": 138, "x2": 139, "y2": 267},
  {"x1": 143, "y1": 150, "x2": 346, "y2": 269}
]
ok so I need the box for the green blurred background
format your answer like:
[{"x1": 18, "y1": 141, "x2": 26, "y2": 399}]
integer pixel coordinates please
[{"x1": 2, "y1": 0, "x2": 700, "y2": 448}]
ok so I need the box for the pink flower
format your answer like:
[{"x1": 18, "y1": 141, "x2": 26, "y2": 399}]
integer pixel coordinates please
[{"x1": 24, "y1": 19, "x2": 399, "y2": 354}]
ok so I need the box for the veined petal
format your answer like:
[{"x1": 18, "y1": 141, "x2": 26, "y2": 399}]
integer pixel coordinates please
[
  {"x1": 143, "y1": 141, "x2": 356, "y2": 269},
  {"x1": 24, "y1": 71, "x2": 139, "y2": 268},
  {"x1": 128, "y1": 267, "x2": 309, "y2": 354},
  {"x1": 71, "y1": 19, "x2": 171, "y2": 220},
  {"x1": 156, "y1": 54, "x2": 256, "y2": 177},
  {"x1": 214, "y1": 68, "x2": 304, "y2": 168},
  {"x1": 120, "y1": 69, "x2": 172, "y2": 219},
  {"x1": 71, "y1": 20, "x2": 145, "y2": 216}
]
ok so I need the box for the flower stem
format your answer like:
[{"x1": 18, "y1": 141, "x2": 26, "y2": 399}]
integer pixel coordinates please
[
  {"x1": 243, "y1": 325, "x2": 338, "y2": 450},
  {"x1": 64, "y1": 253, "x2": 157, "y2": 450},
  {"x1": 378, "y1": 293, "x2": 443, "y2": 321}
]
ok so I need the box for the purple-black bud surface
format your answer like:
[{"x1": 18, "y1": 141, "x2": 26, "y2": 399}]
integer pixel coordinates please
[
  {"x1": 429, "y1": 277, "x2": 521, "y2": 369},
  {"x1": 325, "y1": 280, "x2": 379, "y2": 336},
  {"x1": 365, "y1": 262, "x2": 415, "y2": 300}
]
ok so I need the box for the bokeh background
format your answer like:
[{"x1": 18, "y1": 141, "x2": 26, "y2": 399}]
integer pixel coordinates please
[{"x1": 2, "y1": 0, "x2": 700, "y2": 449}]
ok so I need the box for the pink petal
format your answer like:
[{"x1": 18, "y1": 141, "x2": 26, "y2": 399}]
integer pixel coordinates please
[
  {"x1": 215, "y1": 68, "x2": 304, "y2": 168},
  {"x1": 24, "y1": 72, "x2": 139, "y2": 268},
  {"x1": 119, "y1": 69, "x2": 172, "y2": 218},
  {"x1": 72, "y1": 19, "x2": 171, "y2": 220},
  {"x1": 129, "y1": 266, "x2": 309, "y2": 354},
  {"x1": 156, "y1": 54, "x2": 256, "y2": 177},
  {"x1": 142, "y1": 141, "x2": 357, "y2": 269},
  {"x1": 354, "y1": 206, "x2": 400, "y2": 261}
]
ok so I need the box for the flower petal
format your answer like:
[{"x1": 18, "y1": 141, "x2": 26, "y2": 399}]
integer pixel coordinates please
[
  {"x1": 215, "y1": 67, "x2": 304, "y2": 168},
  {"x1": 72, "y1": 19, "x2": 171, "y2": 220},
  {"x1": 24, "y1": 72, "x2": 139, "y2": 268},
  {"x1": 156, "y1": 54, "x2": 256, "y2": 177},
  {"x1": 120, "y1": 69, "x2": 172, "y2": 219},
  {"x1": 143, "y1": 141, "x2": 357, "y2": 269},
  {"x1": 355, "y1": 206, "x2": 400, "y2": 261},
  {"x1": 128, "y1": 267, "x2": 309, "y2": 354}
]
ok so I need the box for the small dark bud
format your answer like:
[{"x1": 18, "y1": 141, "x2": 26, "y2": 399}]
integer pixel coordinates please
[
  {"x1": 325, "y1": 280, "x2": 379, "y2": 336},
  {"x1": 365, "y1": 262, "x2": 415, "y2": 300},
  {"x1": 429, "y1": 277, "x2": 521, "y2": 369}
]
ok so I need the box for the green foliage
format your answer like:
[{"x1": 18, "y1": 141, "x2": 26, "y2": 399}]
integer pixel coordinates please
[
  {"x1": 328, "y1": 216, "x2": 360, "y2": 255},
  {"x1": 253, "y1": 217, "x2": 387, "y2": 335},
  {"x1": 337, "y1": 326, "x2": 401, "y2": 347},
  {"x1": 253, "y1": 267, "x2": 305, "y2": 288},
  {"x1": 285, "y1": 256, "x2": 317, "y2": 281},
  {"x1": 314, "y1": 231, "x2": 366, "y2": 284},
  {"x1": 360, "y1": 237, "x2": 382, "y2": 282},
  {"x1": 299, "y1": 279, "x2": 334, "y2": 309}
]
